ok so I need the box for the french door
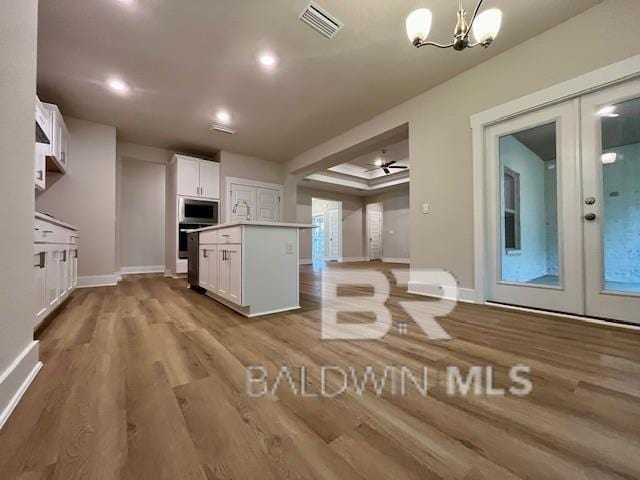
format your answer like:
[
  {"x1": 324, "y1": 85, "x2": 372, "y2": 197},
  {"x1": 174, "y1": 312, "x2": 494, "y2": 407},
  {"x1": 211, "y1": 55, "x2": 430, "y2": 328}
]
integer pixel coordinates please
[{"x1": 485, "y1": 79, "x2": 640, "y2": 323}]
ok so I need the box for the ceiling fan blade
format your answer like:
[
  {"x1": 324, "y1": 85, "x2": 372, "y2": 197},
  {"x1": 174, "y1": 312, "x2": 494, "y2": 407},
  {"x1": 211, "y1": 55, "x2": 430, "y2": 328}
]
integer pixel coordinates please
[
  {"x1": 364, "y1": 164, "x2": 379, "y2": 167},
  {"x1": 386, "y1": 160, "x2": 397, "y2": 167},
  {"x1": 383, "y1": 168, "x2": 390, "y2": 174},
  {"x1": 365, "y1": 168, "x2": 379, "y2": 172},
  {"x1": 388, "y1": 166, "x2": 408, "y2": 169}
]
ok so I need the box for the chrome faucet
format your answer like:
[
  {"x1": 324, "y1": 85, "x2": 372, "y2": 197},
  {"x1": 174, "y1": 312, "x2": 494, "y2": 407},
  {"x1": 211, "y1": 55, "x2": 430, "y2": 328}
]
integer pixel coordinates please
[{"x1": 232, "y1": 200, "x2": 251, "y2": 221}]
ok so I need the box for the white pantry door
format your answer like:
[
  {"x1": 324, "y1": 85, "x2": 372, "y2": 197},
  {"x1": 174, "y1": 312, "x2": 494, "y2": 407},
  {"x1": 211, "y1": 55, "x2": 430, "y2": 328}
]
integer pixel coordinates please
[
  {"x1": 256, "y1": 188, "x2": 281, "y2": 222},
  {"x1": 229, "y1": 184, "x2": 256, "y2": 222}
]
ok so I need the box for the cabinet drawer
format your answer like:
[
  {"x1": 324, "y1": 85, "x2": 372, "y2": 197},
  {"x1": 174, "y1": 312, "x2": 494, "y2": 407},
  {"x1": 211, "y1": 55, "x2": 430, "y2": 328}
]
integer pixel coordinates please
[
  {"x1": 218, "y1": 227, "x2": 241, "y2": 244},
  {"x1": 200, "y1": 230, "x2": 218, "y2": 245},
  {"x1": 34, "y1": 219, "x2": 64, "y2": 243},
  {"x1": 69, "y1": 234, "x2": 80, "y2": 245}
]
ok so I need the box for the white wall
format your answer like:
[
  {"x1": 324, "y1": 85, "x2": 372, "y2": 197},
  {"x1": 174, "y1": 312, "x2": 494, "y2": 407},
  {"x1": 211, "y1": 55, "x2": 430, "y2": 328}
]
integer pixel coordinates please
[
  {"x1": 0, "y1": 0, "x2": 40, "y2": 427},
  {"x1": 367, "y1": 186, "x2": 410, "y2": 261},
  {"x1": 36, "y1": 118, "x2": 117, "y2": 285},
  {"x1": 286, "y1": 0, "x2": 640, "y2": 290},
  {"x1": 117, "y1": 142, "x2": 172, "y2": 273}
]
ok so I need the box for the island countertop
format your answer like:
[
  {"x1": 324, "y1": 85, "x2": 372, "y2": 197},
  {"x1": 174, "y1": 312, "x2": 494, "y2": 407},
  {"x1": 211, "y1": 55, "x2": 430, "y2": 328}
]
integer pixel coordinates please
[{"x1": 188, "y1": 221, "x2": 313, "y2": 233}]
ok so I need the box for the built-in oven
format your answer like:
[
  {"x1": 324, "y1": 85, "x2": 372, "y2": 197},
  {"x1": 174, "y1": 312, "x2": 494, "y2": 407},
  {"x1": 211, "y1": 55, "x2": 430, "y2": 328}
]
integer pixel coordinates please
[
  {"x1": 179, "y1": 223, "x2": 211, "y2": 259},
  {"x1": 179, "y1": 198, "x2": 219, "y2": 225}
]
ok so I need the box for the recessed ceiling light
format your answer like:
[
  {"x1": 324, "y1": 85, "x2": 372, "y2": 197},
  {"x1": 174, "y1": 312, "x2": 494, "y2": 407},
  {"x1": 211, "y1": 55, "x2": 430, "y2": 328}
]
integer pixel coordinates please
[
  {"x1": 258, "y1": 52, "x2": 278, "y2": 69},
  {"x1": 216, "y1": 110, "x2": 232, "y2": 125},
  {"x1": 107, "y1": 77, "x2": 130, "y2": 95},
  {"x1": 598, "y1": 106, "x2": 619, "y2": 117}
]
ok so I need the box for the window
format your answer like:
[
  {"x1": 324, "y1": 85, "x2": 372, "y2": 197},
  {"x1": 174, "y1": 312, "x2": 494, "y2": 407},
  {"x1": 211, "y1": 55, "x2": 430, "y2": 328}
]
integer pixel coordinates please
[{"x1": 503, "y1": 167, "x2": 521, "y2": 251}]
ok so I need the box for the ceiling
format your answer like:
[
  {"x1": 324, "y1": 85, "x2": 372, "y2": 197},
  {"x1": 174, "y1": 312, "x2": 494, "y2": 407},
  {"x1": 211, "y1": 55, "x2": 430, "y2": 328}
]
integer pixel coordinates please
[
  {"x1": 328, "y1": 139, "x2": 409, "y2": 179},
  {"x1": 37, "y1": 0, "x2": 602, "y2": 162}
]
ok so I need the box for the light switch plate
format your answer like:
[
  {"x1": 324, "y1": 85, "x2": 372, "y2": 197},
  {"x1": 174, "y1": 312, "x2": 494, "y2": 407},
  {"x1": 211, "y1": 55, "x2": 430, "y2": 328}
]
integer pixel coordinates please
[
  {"x1": 286, "y1": 241, "x2": 294, "y2": 254},
  {"x1": 422, "y1": 203, "x2": 430, "y2": 214}
]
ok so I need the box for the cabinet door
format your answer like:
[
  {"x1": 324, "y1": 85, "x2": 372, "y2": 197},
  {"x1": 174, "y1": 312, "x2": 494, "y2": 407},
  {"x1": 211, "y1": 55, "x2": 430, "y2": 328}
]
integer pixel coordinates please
[
  {"x1": 34, "y1": 143, "x2": 46, "y2": 191},
  {"x1": 226, "y1": 245, "x2": 242, "y2": 304},
  {"x1": 71, "y1": 249, "x2": 78, "y2": 289},
  {"x1": 59, "y1": 250, "x2": 69, "y2": 298},
  {"x1": 177, "y1": 158, "x2": 201, "y2": 197},
  {"x1": 207, "y1": 246, "x2": 219, "y2": 294},
  {"x1": 46, "y1": 250, "x2": 60, "y2": 309},
  {"x1": 256, "y1": 188, "x2": 281, "y2": 222},
  {"x1": 199, "y1": 161, "x2": 220, "y2": 200},
  {"x1": 199, "y1": 247, "x2": 209, "y2": 289},
  {"x1": 217, "y1": 248, "x2": 230, "y2": 299},
  {"x1": 34, "y1": 246, "x2": 48, "y2": 324},
  {"x1": 59, "y1": 124, "x2": 69, "y2": 169}
]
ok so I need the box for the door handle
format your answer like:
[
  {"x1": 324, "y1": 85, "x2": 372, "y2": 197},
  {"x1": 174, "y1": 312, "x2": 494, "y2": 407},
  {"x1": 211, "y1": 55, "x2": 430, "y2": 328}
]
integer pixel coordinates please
[{"x1": 584, "y1": 213, "x2": 597, "y2": 221}]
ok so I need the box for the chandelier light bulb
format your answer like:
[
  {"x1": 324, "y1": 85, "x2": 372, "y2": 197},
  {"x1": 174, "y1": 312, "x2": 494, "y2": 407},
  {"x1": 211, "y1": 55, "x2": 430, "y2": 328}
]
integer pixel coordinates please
[
  {"x1": 472, "y1": 8, "x2": 502, "y2": 44},
  {"x1": 406, "y1": 9, "x2": 432, "y2": 44}
]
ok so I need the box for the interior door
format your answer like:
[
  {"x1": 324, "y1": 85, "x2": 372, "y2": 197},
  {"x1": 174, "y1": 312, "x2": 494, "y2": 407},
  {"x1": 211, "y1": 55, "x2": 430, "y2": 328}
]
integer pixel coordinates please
[
  {"x1": 229, "y1": 184, "x2": 256, "y2": 222},
  {"x1": 199, "y1": 161, "x2": 220, "y2": 200},
  {"x1": 256, "y1": 188, "x2": 281, "y2": 222},
  {"x1": 312, "y1": 214, "x2": 325, "y2": 260},
  {"x1": 581, "y1": 79, "x2": 640, "y2": 323},
  {"x1": 177, "y1": 158, "x2": 200, "y2": 197},
  {"x1": 485, "y1": 100, "x2": 583, "y2": 314},
  {"x1": 328, "y1": 208, "x2": 341, "y2": 261},
  {"x1": 368, "y1": 210, "x2": 383, "y2": 260}
]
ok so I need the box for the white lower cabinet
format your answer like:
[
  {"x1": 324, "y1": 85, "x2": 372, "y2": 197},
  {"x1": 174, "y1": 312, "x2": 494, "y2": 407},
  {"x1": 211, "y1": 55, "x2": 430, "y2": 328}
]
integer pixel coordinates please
[
  {"x1": 199, "y1": 242, "x2": 241, "y2": 304},
  {"x1": 34, "y1": 213, "x2": 79, "y2": 329}
]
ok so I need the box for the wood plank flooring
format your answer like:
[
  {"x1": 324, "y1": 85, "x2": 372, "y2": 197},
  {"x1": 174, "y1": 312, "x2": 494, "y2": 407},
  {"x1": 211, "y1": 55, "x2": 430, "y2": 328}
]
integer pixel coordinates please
[{"x1": 1, "y1": 262, "x2": 640, "y2": 479}]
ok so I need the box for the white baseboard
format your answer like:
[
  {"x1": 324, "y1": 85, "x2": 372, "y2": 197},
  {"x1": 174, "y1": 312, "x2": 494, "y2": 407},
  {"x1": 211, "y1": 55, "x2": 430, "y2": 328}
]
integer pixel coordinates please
[
  {"x1": 382, "y1": 257, "x2": 410, "y2": 264},
  {"x1": 408, "y1": 281, "x2": 477, "y2": 304},
  {"x1": 0, "y1": 341, "x2": 41, "y2": 431},
  {"x1": 77, "y1": 274, "x2": 121, "y2": 288},
  {"x1": 300, "y1": 259, "x2": 312, "y2": 265},
  {"x1": 120, "y1": 265, "x2": 165, "y2": 275},
  {"x1": 339, "y1": 257, "x2": 368, "y2": 263}
]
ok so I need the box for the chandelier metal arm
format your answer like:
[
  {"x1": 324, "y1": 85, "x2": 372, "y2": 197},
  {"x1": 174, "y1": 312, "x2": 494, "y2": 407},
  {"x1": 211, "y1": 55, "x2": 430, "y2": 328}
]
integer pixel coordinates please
[
  {"x1": 415, "y1": 40, "x2": 455, "y2": 49},
  {"x1": 463, "y1": 0, "x2": 486, "y2": 40}
]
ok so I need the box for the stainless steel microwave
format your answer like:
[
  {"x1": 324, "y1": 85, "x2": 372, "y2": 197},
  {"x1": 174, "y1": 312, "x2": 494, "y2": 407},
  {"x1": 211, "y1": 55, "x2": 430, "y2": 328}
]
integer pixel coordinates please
[{"x1": 179, "y1": 198, "x2": 219, "y2": 225}]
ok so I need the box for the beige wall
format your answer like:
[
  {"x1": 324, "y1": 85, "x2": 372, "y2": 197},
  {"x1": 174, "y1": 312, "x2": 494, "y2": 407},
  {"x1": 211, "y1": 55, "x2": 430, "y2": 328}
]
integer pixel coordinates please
[
  {"x1": 297, "y1": 187, "x2": 365, "y2": 261},
  {"x1": 287, "y1": 0, "x2": 640, "y2": 289},
  {"x1": 36, "y1": 117, "x2": 117, "y2": 280},
  {"x1": 0, "y1": 0, "x2": 39, "y2": 421},
  {"x1": 117, "y1": 142, "x2": 172, "y2": 271},
  {"x1": 367, "y1": 186, "x2": 410, "y2": 261},
  {"x1": 220, "y1": 151, "x2": 285, "y2": 222}
]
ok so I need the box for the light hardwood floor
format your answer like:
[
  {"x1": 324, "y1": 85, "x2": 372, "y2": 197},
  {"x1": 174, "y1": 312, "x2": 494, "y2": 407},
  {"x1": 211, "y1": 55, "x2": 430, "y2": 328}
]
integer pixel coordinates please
[{"x1": 1, "y1": 262, "x2": 639, "y2": 479}]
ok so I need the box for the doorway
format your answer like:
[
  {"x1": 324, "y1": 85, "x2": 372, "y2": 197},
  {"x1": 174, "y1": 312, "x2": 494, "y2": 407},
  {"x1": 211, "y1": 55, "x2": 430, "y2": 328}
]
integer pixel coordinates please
[
  {"x1": 366, "y1": 204, "x2": 383, "y2": 260},
  {"x1": 483, "y1": 78, "x2": 640, "y2": 323},
  {"x1": 311, "y1": 198, "x2": 342, "y2": 262}
]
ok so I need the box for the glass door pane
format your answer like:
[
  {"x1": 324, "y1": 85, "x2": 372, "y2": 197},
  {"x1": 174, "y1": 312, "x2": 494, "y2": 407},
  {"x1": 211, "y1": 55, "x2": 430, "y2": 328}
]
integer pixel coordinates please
[
  {"x1": 599, "y1": 97, "x2": 640, "y2": 293},
  {"x1": 498, "y1": 122, "x2": 560, "y2": 286}
]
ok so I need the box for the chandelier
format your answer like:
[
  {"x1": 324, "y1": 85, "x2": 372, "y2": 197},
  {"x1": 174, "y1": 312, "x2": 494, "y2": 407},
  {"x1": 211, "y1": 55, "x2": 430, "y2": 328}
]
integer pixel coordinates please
[{"x1": 406, "y1": 0, "x2": 502, "y2": 51}]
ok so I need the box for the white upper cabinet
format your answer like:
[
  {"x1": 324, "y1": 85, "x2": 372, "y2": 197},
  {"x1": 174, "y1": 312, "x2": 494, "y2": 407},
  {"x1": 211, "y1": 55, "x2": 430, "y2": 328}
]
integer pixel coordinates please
[
  {"x1": 177, "y1": 157, "x2": 201, "y2": 197},
  {"x1": 42, "y1": 103, "x2": 69, "y2": 173},
  {"x1": 199, "y1": 161, "x2": 220, "y2": 200},
  {"x1": 175, "y1": 155, "x2": 220, "y2": 200}
]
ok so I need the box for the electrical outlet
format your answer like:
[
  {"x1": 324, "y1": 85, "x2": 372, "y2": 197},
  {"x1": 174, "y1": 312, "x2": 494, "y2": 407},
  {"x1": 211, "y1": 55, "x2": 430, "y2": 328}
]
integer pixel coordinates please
[{"x1": 422, "y1": 203, "x2": 431, "y2": 214}]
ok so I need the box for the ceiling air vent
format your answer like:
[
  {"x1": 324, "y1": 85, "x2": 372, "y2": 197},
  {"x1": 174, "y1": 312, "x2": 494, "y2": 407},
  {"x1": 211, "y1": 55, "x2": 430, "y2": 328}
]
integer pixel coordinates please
[
  {"x1": 299, "y1": 2, "x2": 343, "y2": 39},
  {"x1": 211, "y1": 124, "x2": 236, "y2": 135}
]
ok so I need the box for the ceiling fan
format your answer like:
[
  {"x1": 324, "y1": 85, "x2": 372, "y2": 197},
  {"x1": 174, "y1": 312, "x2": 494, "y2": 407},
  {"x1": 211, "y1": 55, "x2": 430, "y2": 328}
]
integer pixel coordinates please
[{"x1": 365, "y1": 150, "x2": 408, "y2": 175}]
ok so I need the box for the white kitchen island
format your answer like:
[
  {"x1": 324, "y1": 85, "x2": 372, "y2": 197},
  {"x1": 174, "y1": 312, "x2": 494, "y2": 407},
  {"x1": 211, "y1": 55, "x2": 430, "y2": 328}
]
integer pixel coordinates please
[{"x1": 189, "y1": 221, "x2": 312, "y2": 317}]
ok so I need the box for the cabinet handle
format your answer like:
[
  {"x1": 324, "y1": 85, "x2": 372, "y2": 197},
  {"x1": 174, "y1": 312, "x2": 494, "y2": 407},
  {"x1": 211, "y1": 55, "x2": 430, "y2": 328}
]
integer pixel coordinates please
[
  {"x1": 74, "y1": 250, "x2": 78, "y2": 259},
  {"x1": 42, "y1": 230, "x2": 54, "y2": 235},
  {"x1": 36, "y1": 170, "x2": 43, "y2": 181},
  {"x1": 61, "y1": 250, "x2": 67, "y2": 262},
  {"x1": 34, "y1": 252, "x2": 45, "y2": 269},
  {"x1": 203, "y1": 250, "x2": 208, "y2": 258}
]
